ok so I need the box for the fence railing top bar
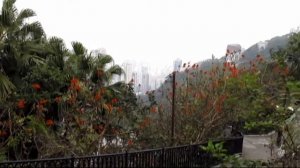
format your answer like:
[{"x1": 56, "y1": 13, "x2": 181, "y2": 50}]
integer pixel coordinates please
[
  {"x1": 78, "y1": 152, "x2": 126, "y2": 159},
  {"x1": 0, "y1": 157, "x2": 73, "y2": 164},
  {"x1": 127, "y1": 148, "x2": 161, "y2": 154},
  {"x1": 0, "y1": 135, "x2": 243, "y2": 164},
  {"x1": 207, "y1": 136, "x2": 243, "y2": 143},
  {"x1": 163, "y1": 135, "x2": 243, "y2": 150}
]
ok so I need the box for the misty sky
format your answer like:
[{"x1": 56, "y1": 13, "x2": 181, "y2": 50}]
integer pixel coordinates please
[{"x1": 15, "y1": 0, "x2": 300, "y2": 73}]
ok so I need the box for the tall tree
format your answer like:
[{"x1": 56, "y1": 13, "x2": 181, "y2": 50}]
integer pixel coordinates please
[
  {"x1": 0, "y1": 0, "x2": 45, "y2": 99},
  {"x1": 286, "y1": 32, "x2": 300, "y2": 79}
]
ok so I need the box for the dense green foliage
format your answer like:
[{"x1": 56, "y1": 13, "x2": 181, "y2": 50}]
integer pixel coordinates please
[{"x1": 0, "y1": 0, "x2": 142, "y2": 160}]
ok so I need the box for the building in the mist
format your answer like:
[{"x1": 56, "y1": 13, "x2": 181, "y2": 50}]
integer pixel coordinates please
[
  {"x1": 257, "y1": 41, "x2": 268, "y2": 51},
  {"x1": 226, "y1": 44, "x2": 242, "y2": 62},
  {"x1": 152, "y1": 75, "x2": 165, "y2": 90},
  {"x1": 141, "y1": 66, "x2": 150, "y2": 93},
  {"x1": 121, "y1": 62, "x2": 134, "y2": 83},
  {"x1": 226, "y1": 44, "x2": 241, "y2": 54},
  {"x1": 173, "y1": 58, "x2": 182, "y2": 71},
  {"x1": 131, "y1": 72, "x2": 139, "y2": 92}
]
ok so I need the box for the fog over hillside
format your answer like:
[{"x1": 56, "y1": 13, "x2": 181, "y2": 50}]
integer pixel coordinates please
[{"x1": 139, "y1": 33, "x2": 292, "y2": 108}]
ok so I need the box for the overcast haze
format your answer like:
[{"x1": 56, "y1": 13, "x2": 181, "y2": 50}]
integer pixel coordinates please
[{"x1": 15, "y1": 0, "x2": 300, "y2": 73}]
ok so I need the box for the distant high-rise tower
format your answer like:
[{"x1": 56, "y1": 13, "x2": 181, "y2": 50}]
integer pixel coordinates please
[
  {"x1": 173, "y1": 58, "x2": 182, "y2": 71},
  {"x1": 121, "y1": 62, "x2": 134, "y2": 83},
  {"x1": 141, "y1": 66, "x2": 150, "y2": 93},
  {"x1": 132, "y1": 72, "x2": 139, "y2": 92}
]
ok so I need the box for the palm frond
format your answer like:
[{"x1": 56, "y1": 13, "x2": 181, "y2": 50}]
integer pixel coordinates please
[
  {"x1": 26, "y1": 115, "x2": 49, "y2": 135},
  {"x1": 71, "y1": 41, "x2": 87, "y2": 56},
  {"x1": 47, "y1": 37, "x2": 68, "y2": 56},
  {"x1": 106, "y1": 81, "x2": 126, "y2": 96},
  {"x1": 23, "y1": 41, "x2": 48, "y2": 55},
  {"x1": 109, "y1": 81, "x2": 126, "y2": 90},
  {"x1": 79, "y1": 54, "x2": 93, "y2": 73},
  {"x1": 46, "y1": 37, "x2": 68, "y2": 69},
  {"x1": 1, "y1": 8, "x2": 15, "y2": 27},
  {"x1": 16, "y1": 9, "x2": 36, "y2": 24},
  {"x1": 0, "y1": 72, "x2": 15, "y2": 99},
  {"x1": 28, "y1": 54, "x2": 45, "y2": 65},
  {"x1": 3, "y1": 0, "x2": 17, "y2": 9},
  {"x1": 19, "y1": 21, "x2": 44, "y2": 39},
  {"x1": 94, "y1": 55, "x2": 113, "y2": 69},
  {"x1": 106, "y1": 65, "x2": 124, "y2": 76},
  {"x1": 18, "y1": 54, "x2": 45, "y2": 69},
  {"x1": 1, "y1": 0, "x2": 18, "y2": 27}
]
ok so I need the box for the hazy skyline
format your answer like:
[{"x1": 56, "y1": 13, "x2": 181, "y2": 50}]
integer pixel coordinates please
[{"x1": 15, "y1": 0, "x2": 300, "y2": 73}]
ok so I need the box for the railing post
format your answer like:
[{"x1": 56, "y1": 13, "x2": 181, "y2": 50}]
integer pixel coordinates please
[
  {"x1": 171, "y1": 71, "x2": 176, "y2": 146},
  {"x1": 189, "y1": 145, "x2": 192, "y2": 167},
  {"x1": 161, "y1": 148, "x2": 165, "y2": 168},
  {"x1": 71, "y1": 155, "x2": 75, "y2": 168},
  {"x1": 125, "y1": 151, "x2": 128, "y2": 168},
  {"x1": 97, "y1": 155, "x2": 100, "y2": 168}
]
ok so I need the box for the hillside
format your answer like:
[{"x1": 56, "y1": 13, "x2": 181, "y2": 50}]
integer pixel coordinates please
[{"x1": 145, "y1": 33, "x2": 292, "y2": 107}]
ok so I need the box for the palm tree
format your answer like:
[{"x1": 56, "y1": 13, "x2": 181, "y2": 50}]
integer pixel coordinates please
[
  {"x1": 91, "y1": 54, "x2": 124, "y2": 86},
  {"x1": 287, "y1": 32, "x2": 300, "y2": 79},
  {"x1": 0, "y1": 0, "x2": 45, "y2": 99},
  {"x1": 45, "y1": 37, "x2": 68, "y2": 71},
  {"x1": 66, "y1": 41, "x2": 124, "y2": 87},
  {"x1": 66, "y1": 41, "x2": 93, "y2": 80}
]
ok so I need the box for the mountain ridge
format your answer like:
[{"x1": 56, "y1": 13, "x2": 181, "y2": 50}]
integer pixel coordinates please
[{"x1": 142, "y1": 32, "x2": 292, "y2": 106}]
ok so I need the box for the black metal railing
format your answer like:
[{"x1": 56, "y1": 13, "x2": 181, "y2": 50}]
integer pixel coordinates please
[{"x1": 0, "y1": 136, "x2": 243, "y2": 168}]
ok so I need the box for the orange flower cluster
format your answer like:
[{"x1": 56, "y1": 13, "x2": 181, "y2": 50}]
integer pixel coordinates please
[
  {"x1": 117, "y1": 107, "x2": 122, "y2": 113},
  {"x1": 46, "y1": 119, "x2": 54, "y2": 126},
  {"x1": 150, "y1": 106, "x2": 158, "y2": 113},
  {"x1": 94, "y1": 91, "x2": 101, "y2": 101},
  {"x1": 223, "y1": 62, "x2": 239, "y2": 78},
  {"x1": 106, "y1": 103, "x2": 113, "y2": 113},
  {"x1": 223, "y1": 62, "x2": 232, "y2": 68},
  {"x1": 273, "y1": 64, "x2": 289, "y2": 76},
  {"x1": 17, "y1": 99, "x2": 26, "y2": 109},
  {"x1": 229, "y1": 65, "x2": 239, "y2": 78},
  {"x1": 36, "y1": 98, "x2": 48, "y2": 112},
  {"x1": 32, "y1": 83, "x2": 41, "y2": 91},
  {"x1": 127, "y1": 139, "x2": 133, "y2": 146},
  {"x1": 111, "y1": 98, "x2": 118, "y2": 104},
  {"x1": 70, "y1": 77, "x2": 81, "y2": 91},
  {"x1": 139, "y1": 117, "x2": 151, "y2": 129},
  {"x1": 94, "y1": 88, "x2": 106, "y2": 101},
  {"x1": 77, "y1": 118, "x2": 85, "y2": 126},
  {"x1": 215, "y1": 95, "x2": 227, "y2": 113}
]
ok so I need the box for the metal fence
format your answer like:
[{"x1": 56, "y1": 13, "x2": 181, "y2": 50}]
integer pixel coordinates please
[{"x1": 0, "y1": 136, "x2": 243, "y2": 168}]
